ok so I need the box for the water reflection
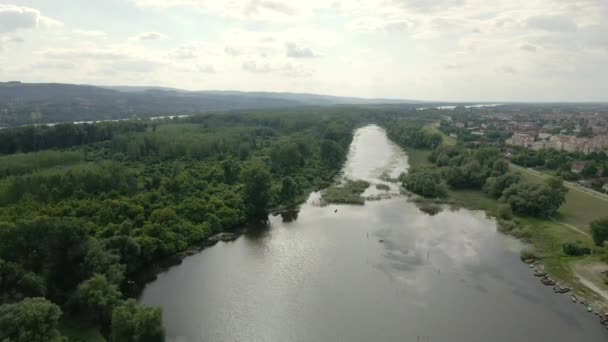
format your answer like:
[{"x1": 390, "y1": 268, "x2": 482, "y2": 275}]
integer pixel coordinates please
[{"x1": 139, "y1": 125, "x2": 608, "y2": 342}]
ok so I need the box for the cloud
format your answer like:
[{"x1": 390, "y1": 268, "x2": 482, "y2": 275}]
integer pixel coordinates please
[
  {"x1": 133, "y1": 31, "x2": 167, "y2": 40},
  {"x1": 520, "y1": 44, "x2": 537, "y2": 52},
  {"x1": 526, "y1": 15, "x2": 577, "y2": 33},
  {"x1": 497, "y1": 65, "x2": 517, "y2": 74},
  {"x1": 30, "y1": 61, "x2": 76, "y2": 70},
  {"x1": 169, "y1": 46, "x2": 198, "y2": 59},
  {"x1": 197, "y1": 64, "x2": 216, "y2": 73},
  {"x1": 0, "y1": 4, "x2": 62, "y2": 33},
  {"x1": 224, "y1": 46, "x2": 243, "y2": 56},
  {"x1": 394, "y1": 0, "x2": 465, "y2": 12},
  {"x1": 285, "y1": 42, "x2": 319, "y2": 58},
  {"x1": 442, "y1": 63, "x2": 463, "y2": 70},
  {"x1": 73, "y1": 30, "x2": 107, "y2": 38},
  {"x1": 45, "y1": 48, "x2": 130, "y2": 60},
  {"x1": 244, "y1": 0, "x2": 297, "y2": 16},
  {"x1": 280, "y1": 63, "x2": 313, "y2": 77},
  {"x1": 242, "y1": 60, "x2": 272, "y2": 73}
]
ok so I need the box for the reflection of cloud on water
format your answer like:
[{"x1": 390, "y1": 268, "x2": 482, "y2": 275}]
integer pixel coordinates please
[{"x1": 373, "y1": 203, "x2": 501, "y2": 296}]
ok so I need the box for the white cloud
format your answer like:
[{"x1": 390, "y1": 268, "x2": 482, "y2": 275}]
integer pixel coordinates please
[
  {"x1": 526, "y1": 15, "x2": 577, "y2": 32},
  {"x1": 242, "y1": 60, "x2": 272, "y2": 73},
  {"x1": 520, "y1": 44, "x2": 537, "y2": 52},
  {"x1": 285, "y1": 43, "x2": 319, "y2": 58},
  {"x1": 132, "y1": 31, "x2": 167, "y2": 40},
  {"x1": 0, "y1": 4, "x2": 62, "y2": 33}
]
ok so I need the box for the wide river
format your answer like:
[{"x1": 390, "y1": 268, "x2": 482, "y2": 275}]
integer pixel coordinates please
[{"x1": 140, "y1": 125, "x2": 608, "y2": 341}]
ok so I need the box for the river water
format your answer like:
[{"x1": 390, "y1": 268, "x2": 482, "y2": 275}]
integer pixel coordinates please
[{"x1": 140, "y1": 125, "x2": 608, "y2": 341}]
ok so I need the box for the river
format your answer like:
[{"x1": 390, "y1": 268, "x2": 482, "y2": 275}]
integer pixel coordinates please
[{"x1": 139, "y1": 125, "x2": 608, "y2": 341}]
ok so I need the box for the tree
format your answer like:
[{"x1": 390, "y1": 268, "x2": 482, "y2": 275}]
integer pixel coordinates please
[
  {"x1": 241, "y1": 159, "x2": 273, "y2": 217},
  {"x1": 111, "y1": 299, "x2": 164, "y2": 342},
  {"x1": 403, "y1": 169, "x2": 447, "y2": 198},
  {"x1": 70, "y1": 274, "x2": 122, "y2": 327},
  {"x1": 501, "y1": 179, "x2": 567, "y2": 218},
  {"x1": 484, "y1": 173, "x2": 521, "y2": 198},
  {"x1": 582, "y1": 163, "x2": 599, "y2": 177},
  {"x1": 590, "y1": 217, "x2": 608, "y2": 246},
  {"x1": 0, "y1": 297, "x2": 64, "y2": 342},
  {"x1": 280, "y1": 176, "x2": 298, "y2": 203}
]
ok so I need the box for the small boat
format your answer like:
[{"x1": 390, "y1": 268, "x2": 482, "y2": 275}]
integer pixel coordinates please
[
  {"x1": 378, "y1": 239, "x2": 384, "y2": 243},
  {"x1": 534, "y1": 270, "x2": 547, "y2": 277},
  {"x1": 588, "y1": 306, "x2": 593, "y2": 312},
  {"x1": 528, "y1": 264, "x2": 535, "y2": 268},
  {"x1": 571, "y1": 295, "x2": 577, "y2": 303},
  {"x1": 558, "y1": 287, "x2": 570, "y2": 293}
]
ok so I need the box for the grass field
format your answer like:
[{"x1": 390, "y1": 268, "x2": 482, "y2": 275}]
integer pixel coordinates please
[
  {"x1": 513, "y1": 163, "x2": 608, "y2": 232},
  {"x1": 424, "y1": 122, "x2": 456, "y2": 147}
]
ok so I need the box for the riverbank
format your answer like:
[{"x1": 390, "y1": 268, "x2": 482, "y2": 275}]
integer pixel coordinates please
[{"x1": 405, "y1": 147, "x2": 608, "y2": 312}]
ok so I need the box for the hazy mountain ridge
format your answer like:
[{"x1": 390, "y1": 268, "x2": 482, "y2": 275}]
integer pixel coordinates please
[{"x1": 0, "y1": 82, "x2": 421, "y2": 127}]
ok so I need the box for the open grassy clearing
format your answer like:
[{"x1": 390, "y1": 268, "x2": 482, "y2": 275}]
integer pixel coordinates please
[
  {"x1": 424, "y1": 122, "x2": 456, "y2": 147},
  {"x1": 513, "y1": 163, "x2": 608, "y2": 232}
]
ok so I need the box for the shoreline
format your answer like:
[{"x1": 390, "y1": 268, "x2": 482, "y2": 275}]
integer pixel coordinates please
[{"x1": 403, "y1": 146, "x2": 608, "y2": 314}]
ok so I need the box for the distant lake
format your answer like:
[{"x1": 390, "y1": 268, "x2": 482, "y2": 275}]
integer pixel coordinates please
[{"x1": 139, "y1": 125, "x2": 607, "y2": 342}]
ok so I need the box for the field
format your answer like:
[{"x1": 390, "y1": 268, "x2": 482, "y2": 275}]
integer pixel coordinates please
[{"x1": 514, "y1": 163, "x2": 608, "y2": 232}]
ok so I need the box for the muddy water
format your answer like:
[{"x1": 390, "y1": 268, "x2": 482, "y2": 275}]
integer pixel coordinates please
[{"x1": 140, "y1": 125, "x2": 608, "y2": 341}]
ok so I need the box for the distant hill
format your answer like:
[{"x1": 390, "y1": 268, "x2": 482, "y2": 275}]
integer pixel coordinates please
[{"x1": 0, "y1": 82, "x2": 420, "y2": 127}]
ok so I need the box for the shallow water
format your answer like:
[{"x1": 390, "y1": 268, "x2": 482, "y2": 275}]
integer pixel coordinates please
[{"x1": 140, "y1": 125, "x2": 608, "y2": 341}]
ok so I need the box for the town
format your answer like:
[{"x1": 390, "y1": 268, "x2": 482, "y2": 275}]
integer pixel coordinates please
[{"x1": 437, "y1": 104, "x2": 608, "y2": 193}]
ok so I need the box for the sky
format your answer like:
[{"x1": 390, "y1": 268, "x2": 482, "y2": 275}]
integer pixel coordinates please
[{"x1": 0, "y1": 0, "x2": 607, "y2": 101}]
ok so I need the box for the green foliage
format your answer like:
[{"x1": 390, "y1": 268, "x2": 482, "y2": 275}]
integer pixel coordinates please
[
  {"x1": 323, "y1": 180, "x2": 370, "y2": 205},
  {"x1": 0, "y1": 258, "x2": 46, "y2": 303},
  {"x1": 501, "y1": 178, "x2": 567, "y2": 218},
  {"x1": 376, "y1": 184, "x2": 390, "y2": 191},
  {"x1": 590, "y1": 217, "x2": 608, "y2": 246},
  {"x1": 280, "y1": 176, "x2": 299, "y2": 203},
  {"x1": 403, "y1": 169, "x2": 447, "y2": 198},
  {"x1": 0, "y1": 297, "x2": 64, "y2": 342},
  {"x1": 387, "y1": 124, "x2": 442, "y2": 149},
  {"x1": 70, "y1": 274, "x2": 122, "y2": 327},
  {"x1": 561, "y1": 242, "x2": 591, "y2": 256},
  {"x1": 0, "y1": 150, "x2": 83, "y2": 177},
  {"x1": 111, "y1": 299, "x2": 164, "y2": 342},
  {"x1": 582, "y1": 163, "x2": 599, "y2": 177},
  {"x1": 483, "y1": 173, "x2": 522, "y2": 198},
  {"x1": 497, "y1": 204, "x2": 513, "y2": 220},
  {"x1": 241, "y1": 159, "x2": 273, "y2": 217}
]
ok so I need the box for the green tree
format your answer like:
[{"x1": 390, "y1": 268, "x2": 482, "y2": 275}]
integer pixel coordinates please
[
  {"x1": 70, "y1": 274, "x2": 122, "y2": 327},
  {"x1": 403, "y1": 169, "x2": 447, "y2": 198},
  {"x1": 590, "y1": 217, "x2": 608, "y2": 246},
  {"x1": 582, "y1": 163, "x2": 599, "y2": 177},
  {"x1": 241, "y1": 159, "x2": 273, "y2": 217},
  {"x1": 111, "y1": 299, "x2": 164, "y2": 342},
  {"x1": 0, "y1": 297, "x2": 64, "y2": 342},
  {"x1": 501, "y1": 178, "x2": 567, "y2": 218},
  {"x1": 280, "y1": 176, "x2": 298, "y2": 203}
]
